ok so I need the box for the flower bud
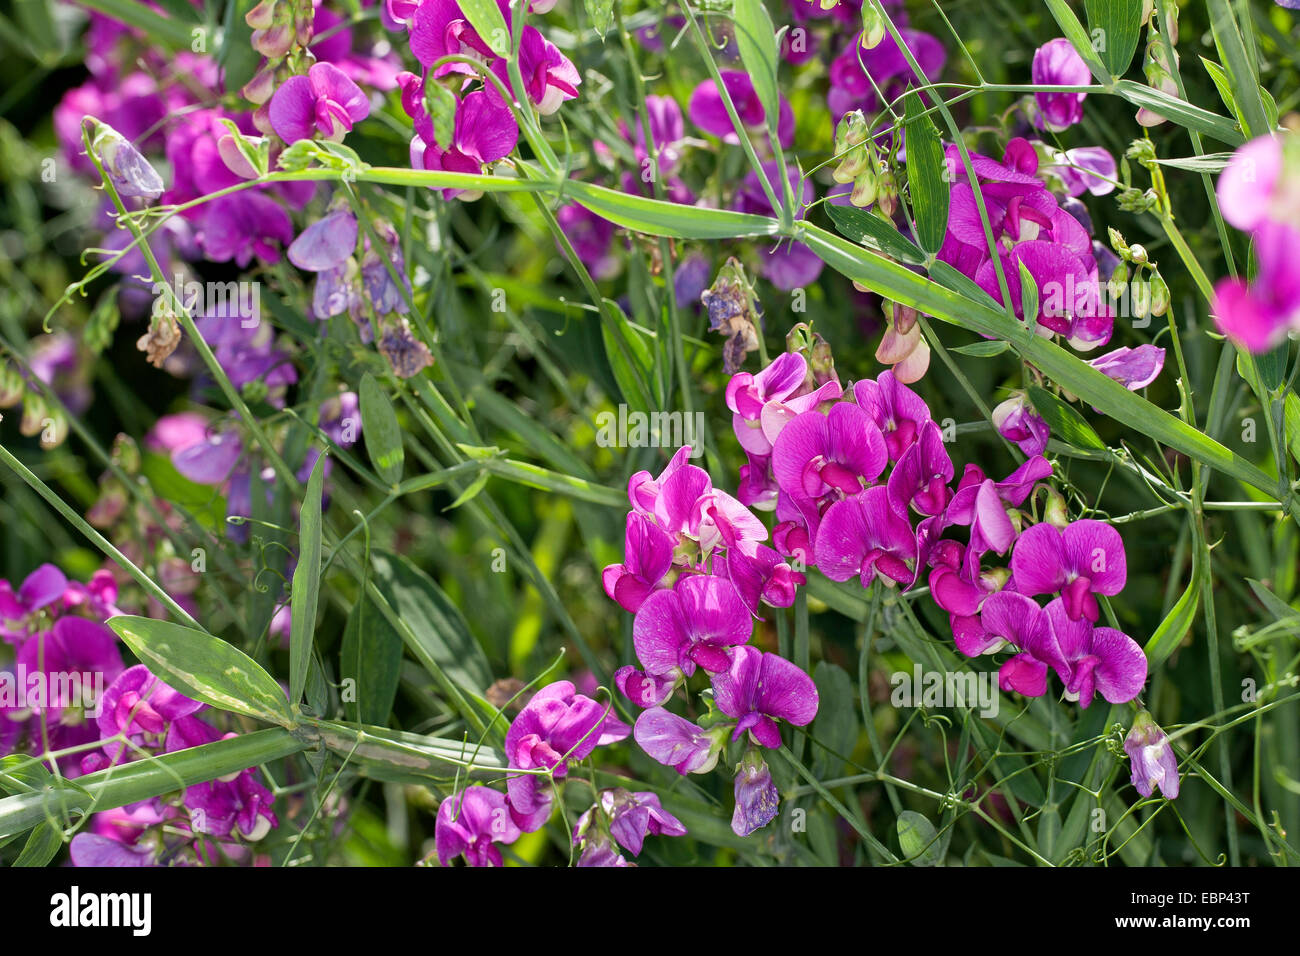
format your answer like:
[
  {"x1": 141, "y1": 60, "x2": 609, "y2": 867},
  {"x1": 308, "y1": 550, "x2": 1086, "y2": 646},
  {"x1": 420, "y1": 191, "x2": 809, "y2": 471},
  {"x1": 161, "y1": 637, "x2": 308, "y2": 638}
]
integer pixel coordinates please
[
  {"x1": 1149, "y1": 272, "x2": 1170, "y2": 317},
  {"x1": 850, "y1": 167, "x2": 878, "y2": 208},
  {"x1": 87, "y1": 119, "x2": 164, "y2": 200},
  {"x1": 1043, "y1": 486, "x2": 1069, "y2": 529},
  {"x1": 1124, "y1": 711, "x2": 1180, "y2": 799},
  {"x1": 731, "y1": 749, "x2": 779, "y2": 837}
]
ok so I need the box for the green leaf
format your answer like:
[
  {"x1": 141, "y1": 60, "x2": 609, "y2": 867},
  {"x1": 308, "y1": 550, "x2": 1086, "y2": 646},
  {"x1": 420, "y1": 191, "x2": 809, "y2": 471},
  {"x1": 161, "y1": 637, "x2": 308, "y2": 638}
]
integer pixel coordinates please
[
  {"x1": 1247, "y1": 578, "x2": 1299, "y2": 626},
  {"x1": 1084, "y1": 0, "x2": 1142, "y2": 78},
  {"x1": 340, "y1": 596, "x2": 404, "y2": 725},
  {"x1": 903, "y1": 90, "x2": 949, "y2": 255},
  {"x1": 809, "y1": 662, "x2": 856, "y2": 780},
  {"x1": 1017, "y1": 258, "x2": 1039, "y2": 326},
  {"x1": 368, "y1": 551, "x2": 493, "y2": 696},
  {"x1": 1113, "y1": 80, "x2": 1244, "y2": 146},
  {"x1": 109, "y1": 616, "x2": 295, "y2": 726},
  {"x1": 897, "y1": 810, "x2": 942, "y2": 866},
  {"x1": 289, "y1": 451, "x2": 327, "y2": 707},
  {"x1": 458, "y1": 0, "x2": 510, "y2": 56},
  {"x1": 1145, "y1": 571, "x2": 1201, "y2": 668},
  {"x1": 732, "y1": 0, "x2": 780, "y2": 141},
  {"x1": 360, "y1": 372, "x2": 405, "y2": 487},
  {"x1": 951, "y1": 340, "x2": 1010, "y2": 358},
  {"x1": 601, "y1": 300, "x2": 656, "y2": 415},
  {"x1": 14, "y1": 822, "x2": 62, "y2": 867},
  {"x1": 1207, "y1": 0, "x2": 1271, "y2": 139},
  {"x1": 566, "y1": 180, "x2": 779, "y2": 239},
  {"x1": 1042, "y1": 0, "x2": 1111, "y2": 84},
  {"x1": 825, "y1": 203, "x2": 926, "y2": 265},
  {"x1": 583, "y1": 0, "x2": 614, "y2": 35},
  {"x1": 425, "y1": 81, "x2": 458, "y2": 151},
  {"x1": 1027, "y1": 385, "x2": 1105, "y2": 450}
]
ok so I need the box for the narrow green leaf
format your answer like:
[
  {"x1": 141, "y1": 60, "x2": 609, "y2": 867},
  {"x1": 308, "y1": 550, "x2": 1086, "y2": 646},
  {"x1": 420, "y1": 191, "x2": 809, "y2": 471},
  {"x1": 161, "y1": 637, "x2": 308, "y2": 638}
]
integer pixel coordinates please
[
  {"x1": 425, "y1": 81, "x2": 458, "y2": 151},
  {"x1": 340, "y1": 596, "x2": 404, "y2": 725},
  {"x1": 360, "y1": 372, "x2": 405, "y2": 487},
  {"x1": 601, "y1": 300, "x2": 656, "y2": 415},
  {"x1": 566, "y1": 180, "x2": 780, "y2": 239},
  {"x1": 289, "y1": 451, "x2": 327, "y2": 707},
  {"x1": 109, "y1": 616, "x2": 295, "y2": 726},
  {"x1": 1017, "y1": 258, "x2": 1039, "y2": 326},
  {"x1": 825, "y1": 203, "x2": 926, "y2": 264},
  {"x1": 1207, "y1": 0, "x2": 1271, "y2": 139},
  {"x1": 903, "y1": 89, "x2": 949, "y2": 254},
  {"x1": 732, "y1": 0, "x2": 781, "y2": 140},
  {"x1": 14, "y1": 823, "x2": 63, "y2": 867},
  {"x1": 1247, "y1": 578, "x2": 1299, "y2": 626},
  {"x1": 1084, "y1": 0, "x2": 1142, "y2": 77},
  {"x1": 951, "y1": 340, "x2": 1011, "y2": 358},
  {"x1": 368, "y1": 551, "x2": 493, "y2": 695},
  {"x1": 1145, "y1": 572, "x2": 1201, "y2": 668},
  {"x1": 1113, "y1": 80, "x2": 1244, "y2": 146},
  {"x1": 1026, "y1": 385, "x2": 1105, "y2": 450}
]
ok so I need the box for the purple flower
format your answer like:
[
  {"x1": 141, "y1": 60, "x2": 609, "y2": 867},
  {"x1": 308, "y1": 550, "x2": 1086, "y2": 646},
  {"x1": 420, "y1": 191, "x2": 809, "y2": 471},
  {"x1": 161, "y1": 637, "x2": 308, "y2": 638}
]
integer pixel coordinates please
[
  {"x1": 505, "y1": 680, "x2": 631, "y2": 831},
  {"x1": 171, "y1": 429, "x2": 243, "y2": 485},
  {"x1": 852, "y1": 370, "x2": 932, "y2": 462},
  {"x1": 0, "y1": 563, "x2": 70, "y2": 643},
  {"x1": 718, "y1": 540, "x2": 805, "y2": 612},
  {"x1": 435, "y1": 786, "x2": 521, "y2": 866},
  {"x1": 1087, "y1": 344, "x2": 1165, "y2": 391},
  {"x1": 772, "y1": 403, "x2": 888, "y2": 501},
  {"x1": 1031, "y1": 38, "x2": 1092, "y2": 131},
  {"x1": 886, "y1": 420, "x2": 954, "y2": 517},
  {"x1": 1010, "y1": 519, "x2": 1127, "y2": 622},
  {"x1": 632, "y1": 706, "x2": 724, "y2": 774},
  {"x1": 169, "y1": 716, "x2": 279, "y2": 841},
  {"x1": 489, "y1": 26, "x2": 580, "y2": 115},
  {"x1": 827, "y1": 27, "x2": 946, "y2": 122},
  {"x1": 688, "y1": 70, "x2": 794, "y2": 148},
  {"x1": 557, "y1": 203, "x2": 619, "y2": 279},
  {"x1": 992, "y1": 393, "x2": 1050, "y2": 456},
  {"x1": 269, "y1": 62, "x2": 370, "y2": 143},
  {"x1": 602, "y1": 512, "x2": 675, "y2": 613},
  {"x1": 632, "y1": 574, "x2": 752, "y2": 679},
  {"x1": 1124, "y1": 711, "x2": 1180, "y2": 799},
  {"x1": 90, "y1": 119, "x2": 165, "y2": 200},
  {"x1": 70, "y1": 833, "x2": 157, "y2": 867},
  {"x1": 408, "y1": 0, "x2": 498, "y2": 73},
  {"x1": 725, "y1": 352, "x2": 842, "y2": 459},
  {"x1": 815, "y1": 485, "x2": 919, "y2": 588},
  {"x1": 573, "y1": 788, "x2": 687, "y2": 859},
  {"x1": 1212, "y1": 135, "x2": 1300, "y2": 351},
  {"x1": 1049, "y1": 146, "x2": 1117, "y2": 197},
  {"x1": 711, "y1": 645, "x2": 818, "y2": 748},
  {"x1": 95, "y1": 665, "x2": 203, "y2": 766},
  {"x1": 287, "y1": 209, "x2": 359, "y2": 272},
  {"x1": 731, "y1": 750, "x2": 779, "y2": 836}
]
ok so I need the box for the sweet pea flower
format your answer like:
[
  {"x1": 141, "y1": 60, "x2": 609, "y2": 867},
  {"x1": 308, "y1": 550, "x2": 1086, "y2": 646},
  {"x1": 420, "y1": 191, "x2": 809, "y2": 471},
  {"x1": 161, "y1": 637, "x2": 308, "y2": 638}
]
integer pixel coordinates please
[
  {"x1": 852, "y1": 370, "x2": 932, "y2": 462},
  {"x1": 632, "y1": 707, "x2": 725, "y2": 774},
  {"x1": 490, "y1": 26, "x2": 581, "y2": 115},
  {"x1": 1087, "y1": 344, "x2": 1165, "y2": 391},
  {"x1": 573, "y1": 788, "x2": 687, "y2": 859},
  {"x1": 1211, "y1": 135, "x2": 1300, "y2": 351},
  {"x1": 1010, "y1": 519, "x2": 1127, "y2": 622},
  {"x1": 435, "y1": 786, "x2": 521, "y2": 866},
  {"x1": 270, "y1": 62, "x2": 370, "y2": 143},
  {"x1": 771, "y1": 403, "x2": 888, "y2": 502},
  {"x1": 168, "y1": 716, "x2": 279, "y2": 841},
  {"x1": 827, "y1": 26, "x2": 946, "y2": 122},
  {"x1": 689, "y1": 71, "x2": 795, "y2": 149},
  {"x1": 88, "y1": 119, "x2": 165, "y2": 200},
  {"x1": 505, "y1": 681, "x2": 631, "y2": 831},
  {"x1": 711, "y1": 645, "x2": 818, "y2": 749},
  {"x1": 732, "y1": 750, "x2": 779, "y2": 836},
  {"x1": 992, "y1": 393, "x2": 1050, "y2": 456},
  {"x1": 725, "y1": 352, "x2": 843, "y2": 458},
  {"x1": 92, "y1": 665, "x2": 204, "y2": 767},
  {"x1": 1048, "y1": 146, "x2": 1117, "y2": 197},
  {"x1": 632, "y1": 574, "x2": 752, "y2": 679},
  {"x1": 815, "y1": 485, "x2": 920, "y2": 588},
  {"x1": 1031, "y1": 38, "x2": 1092, "y2": 131},
  {"x1": 718, "y1": 539, "x2": 805, "y2": 612},
  {"x1": 1125, "y1": 711, "x2": 1180, "y2": 799},
  {"x1": 602, "y1": 512, "x2": 676, "y2": 614},
  {"x1": 886, "y1": 420, "x2": 954, "y2": 517},
  {"x1": 0, "y1": 564, "x2": 70, "y2": 643}
]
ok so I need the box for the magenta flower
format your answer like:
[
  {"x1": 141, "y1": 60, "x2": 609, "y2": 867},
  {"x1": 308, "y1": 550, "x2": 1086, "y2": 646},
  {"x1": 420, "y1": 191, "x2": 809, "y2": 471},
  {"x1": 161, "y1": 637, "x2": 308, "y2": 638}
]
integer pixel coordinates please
[
  {"x1": 992, "y1": 393, "x2": 1050, "y2": 457},
  {"x1": 815, "y1": 485, "x2": 919, "y2": 587},
  {"x1": 573, "y1": 788, "x2": 687, "y2": 859},
  {"x1": 1212, "y1": 135, "x2": 1300, "y2": 351},
  {"x1": 711, "y1": 645, "x2": 818, "y2": 748},
  {"x1": 168, "y1": 716, "x2": 278, "y2": 841},
  {"x1": 435, "y1": 786, "x2": 521, "y2": 866},
  {"x1": 718, "y1": 539, "x2": 805, "y2": 612},
  {"x1": 1012, "y1": 598, "x2": 1147, "y2": 707},
  {"x1": 725, "y1": 352, "x2": 842, "y2": 458},
  {"x1": 492, "y1": 27, "x2": 581, "y2": 115},
  {"x1": 853, "y1": 370, "x2": 932, "y2": 462},
  {"x1": 827, "y1": 27, "x2": 946, "y2": 122},
  {"x1": 632, "y1": 707, "x2": 724, "y2": 774},
  {"x1": 886, "y1": 420, "x2": 954, "y2": 517},
  {"x1": 632, "y1": 574, "x2": 752, "y2": 679},
  {"x1": 1049, "y1": 146, "x2": 1117, "y2": 197},
  {"x1": 408, "y1": 0, "x2": 498, "y2": 74},
  {"x1": 1125, "y1": 711, "x2": 1180, "y2": 800},
  {"x1": 505, "y1": 680, "x2": 631, "y2": 831},
  {"x1": 1031, "y1": 38, "x2": 1091, "y2": 131},
  {"x1": 269, "y1": 62, "x2": 370, "y2": 143},
  {"x1": 0, "y1": 563, "x2": 70, "y2": 643},
  {"x1": 772, "y1": 403, "x2": 888, "y2": 501},
  {"x1": 94, "y1": 665, "x2": 203, "y2": 766},
  {"x1": 602, "y1": 512, "x2": 676, "y2": 613},
  {"x1": 1010, "y1": 519, "x2": 1127, "y2": 622},
  {"x1": 688, "y1": 70, "x2": 794, "y2": 148}
]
